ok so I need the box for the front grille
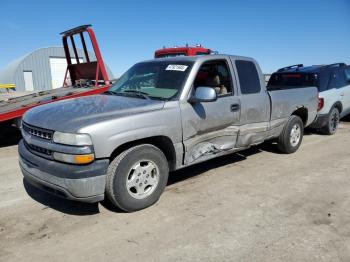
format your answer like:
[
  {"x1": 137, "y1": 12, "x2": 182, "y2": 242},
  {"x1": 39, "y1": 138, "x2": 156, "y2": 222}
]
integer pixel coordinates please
[
  {"x1": 24, "y1": 140, "x2": 52, "y2": 156},
  {"x1": 22, "y1": 122, "x2": 53, "y2": 140}
]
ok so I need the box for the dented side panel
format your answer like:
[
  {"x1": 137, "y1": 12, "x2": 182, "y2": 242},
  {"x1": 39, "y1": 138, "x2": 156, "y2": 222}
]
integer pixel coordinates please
[
  {"x1": 180, "y1": 94, "x2": 241, "y2": 165},
  {"x1": 183, "y1": 126, "x2": 239, "y2": 164},
  {"x1": 235, "y1": 122, "x2": 270, "y2": 147},
  {"x1": 178, "y1": 55, "x2": 317, "y2": 167}
]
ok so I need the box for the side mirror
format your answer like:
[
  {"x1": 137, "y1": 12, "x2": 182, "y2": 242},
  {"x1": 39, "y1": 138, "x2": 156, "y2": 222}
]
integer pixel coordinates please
[{"x1": 189, "y1": 86, "x2": 217, "y2": 103}]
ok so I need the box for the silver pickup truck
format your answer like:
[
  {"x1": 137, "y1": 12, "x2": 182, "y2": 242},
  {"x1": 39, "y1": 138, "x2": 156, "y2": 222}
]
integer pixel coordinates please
[{"x1": 19, "y1": 55, "x2": 318, "y2": 212}]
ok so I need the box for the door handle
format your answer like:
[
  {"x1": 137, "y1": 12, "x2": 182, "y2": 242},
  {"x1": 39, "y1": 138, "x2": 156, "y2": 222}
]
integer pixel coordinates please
[
  {"x1": 230, "y1": 104, "x2": 240, "y2": 112},
  {"x1": 340, "y1": 93, "x2": 345, "y2": 97}
]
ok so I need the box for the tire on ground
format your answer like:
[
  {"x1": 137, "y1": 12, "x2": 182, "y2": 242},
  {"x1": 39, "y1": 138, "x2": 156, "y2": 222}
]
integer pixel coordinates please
[
  {"x1": 323, "y1": 107, "x2": 340, "y2": 135},
  {"x1": 277, "y1": 115, "x2": 304, "y2": 154},
  {"x1": 106, "y1": 144, "x2": 169, "y2": 212}
]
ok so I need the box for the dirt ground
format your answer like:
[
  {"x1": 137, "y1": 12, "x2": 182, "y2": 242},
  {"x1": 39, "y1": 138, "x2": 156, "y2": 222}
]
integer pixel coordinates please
[{"x1": 1, "y1": 121, "x2": 350, "y2": 262}]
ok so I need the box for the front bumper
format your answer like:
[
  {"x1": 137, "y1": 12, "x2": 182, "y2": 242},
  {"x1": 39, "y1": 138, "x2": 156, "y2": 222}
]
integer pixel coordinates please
[
  {"x1": 309, "y1": 113, "x2": 329, "y2": 129},
  {"x1": 18, "y1": 140, "x2": 109, "y2": 203}
]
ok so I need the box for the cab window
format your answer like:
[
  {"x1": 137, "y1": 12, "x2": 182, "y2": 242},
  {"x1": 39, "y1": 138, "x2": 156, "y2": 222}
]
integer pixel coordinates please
[{"x1": 193, "y1": 60, "x2": 233, "y2": 96}]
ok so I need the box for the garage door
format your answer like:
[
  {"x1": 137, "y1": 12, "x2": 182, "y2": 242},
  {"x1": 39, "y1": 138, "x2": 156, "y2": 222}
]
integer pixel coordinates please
[{"x1": 49, "y1": 57, "x2": 82, "y2": 89}]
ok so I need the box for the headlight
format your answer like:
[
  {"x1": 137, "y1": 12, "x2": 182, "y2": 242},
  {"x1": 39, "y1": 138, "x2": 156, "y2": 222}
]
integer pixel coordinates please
[
  {"x1": 53, "y1": 152, "x2": 95, "y2": 164},
  {"x1": 53, "y1": 131, "x2": 92, "y2": 146}
]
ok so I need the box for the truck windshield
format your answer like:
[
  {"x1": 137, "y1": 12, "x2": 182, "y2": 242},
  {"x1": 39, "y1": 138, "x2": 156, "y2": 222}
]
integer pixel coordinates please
[
  {"x1": 108, "y1": 61, "x2": 193, "y2": 100},
  {"x1": 267, "y1": 73, "x2": 318, "y2": 90}
]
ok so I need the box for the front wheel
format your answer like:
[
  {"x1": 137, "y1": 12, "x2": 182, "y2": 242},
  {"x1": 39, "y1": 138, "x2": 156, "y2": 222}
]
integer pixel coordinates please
[
  {"x1": 323, "y1": 107, "x2": 340, "y2": 135},
  {"x1": 106, "y1": 144, "x2": 169, "y2": 212},
  {"x1": 277, "y1": 115, "x2": 304, "y2": 154}
]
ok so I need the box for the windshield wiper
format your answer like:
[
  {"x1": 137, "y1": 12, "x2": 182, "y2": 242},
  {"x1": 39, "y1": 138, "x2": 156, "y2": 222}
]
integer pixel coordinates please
[
  {"x1": 104, "y1": 90, "x2": 139, "y2": 98},
  {"x1": 103, "y1": 90, "x2": 121, "y2": 95},
  {"x1": 122, "y1": 90, "x2": 151, "y2": 100},
  {"x1": 104, "y1": 89, "x2": 157, "y2": 100}
]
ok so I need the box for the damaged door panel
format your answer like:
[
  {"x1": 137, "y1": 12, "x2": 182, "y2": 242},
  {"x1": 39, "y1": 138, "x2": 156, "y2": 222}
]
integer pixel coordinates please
[
  {"x1": 235, "y1": 122, "x2": 269, "y2": 147},
  {"x1": 181, "y1": 95, "x2": 241, "y2": 164},
  {"x1": 181, "y1": 59, "x2": 241, "y2": 165},
  {"x1": 232, "y1": 59, "x2": 271, "y2": 147},
  {"x1": 183, "y1": 125, "x2": 240, "y2": 164}
]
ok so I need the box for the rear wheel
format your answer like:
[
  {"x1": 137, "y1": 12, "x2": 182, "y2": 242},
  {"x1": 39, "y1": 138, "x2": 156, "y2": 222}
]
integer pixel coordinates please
[
  {"x1": 323, "y1": 107, "x2": 340, "y2": 135},
  {"x1": 106, "y1": 144, "x2": 169, "y2": 212},
  {"x1": 278, "y1": 115, "x2": 304, "y2": 154}
]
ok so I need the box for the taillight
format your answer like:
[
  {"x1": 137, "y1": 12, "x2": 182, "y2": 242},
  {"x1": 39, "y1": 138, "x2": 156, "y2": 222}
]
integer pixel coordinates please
[{"x1": 317, "y1": 94, "x2": 324, "y2": 111}]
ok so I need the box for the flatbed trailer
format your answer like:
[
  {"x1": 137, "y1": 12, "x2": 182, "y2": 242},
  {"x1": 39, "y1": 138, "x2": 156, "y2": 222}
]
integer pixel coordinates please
[
  {"x1": 0, "y1": 86, "x2": 109, "y2": 122},
  {"x1": 0, "y1": 25, "x2": 110, "y2": 125}
]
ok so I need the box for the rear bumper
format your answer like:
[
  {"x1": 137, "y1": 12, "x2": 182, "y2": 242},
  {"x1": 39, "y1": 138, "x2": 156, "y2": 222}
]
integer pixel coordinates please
[
  {"x1": 309, "y1": 113, "x2": 329, "y2": 129},
  {"x1": 18, "y1": 140, "x2": 109, "y2": 203}
]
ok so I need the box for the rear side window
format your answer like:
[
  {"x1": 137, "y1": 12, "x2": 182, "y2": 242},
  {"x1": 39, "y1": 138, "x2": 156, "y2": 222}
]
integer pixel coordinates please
[
  {"x1": 267, "y1": 73, "x2": 318, "y2": 90},
  {"x1": 345, "y1": 68, "x2": 350, "y2": 82},
  {"x1": 328, "y1": 69, "x2": 348, "y2": 89},
  {"x1": 235, "y1": 60, "x2": 261, "y2": 94}
]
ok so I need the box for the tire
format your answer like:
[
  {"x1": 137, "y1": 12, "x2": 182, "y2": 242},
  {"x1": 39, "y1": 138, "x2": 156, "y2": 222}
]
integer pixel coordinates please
[
  {"x1": 322, "y1": 107, "x2": 340, "y2": 135},
  {"x1": 106, "y1": 144, "x2": 169, "y2": 212},
  {"x1": 277, "y1": 115, "x2": 304, "y2": 154}
]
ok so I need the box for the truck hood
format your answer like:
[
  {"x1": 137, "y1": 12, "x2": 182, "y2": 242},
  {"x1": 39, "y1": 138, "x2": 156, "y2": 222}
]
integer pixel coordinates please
[{"x1": 23, "y1": 94, "x2": 165, "y2": 132}]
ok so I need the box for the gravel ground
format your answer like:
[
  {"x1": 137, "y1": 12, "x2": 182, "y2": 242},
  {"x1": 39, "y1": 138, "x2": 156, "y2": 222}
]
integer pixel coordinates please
[{"x1": 1, "y1": 121, "x2": 350, "y2": 262}]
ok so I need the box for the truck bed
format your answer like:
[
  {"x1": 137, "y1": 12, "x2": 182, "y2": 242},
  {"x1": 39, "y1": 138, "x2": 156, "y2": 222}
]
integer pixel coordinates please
[{"x1": 268, "y1": 86, "x2": 318, "y2": 127}]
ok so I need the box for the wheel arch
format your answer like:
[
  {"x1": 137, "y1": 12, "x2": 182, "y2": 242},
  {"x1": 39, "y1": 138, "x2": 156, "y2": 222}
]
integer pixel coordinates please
[
  {"x1": 109, "y1": 136, "x2": 177, "y2": 171},
  {"x1": 332, "y1": 101, "x2": 343, "y2": 113},
  {"x1": 292, "y1": 107, "x2": 308, "y2": 126}
]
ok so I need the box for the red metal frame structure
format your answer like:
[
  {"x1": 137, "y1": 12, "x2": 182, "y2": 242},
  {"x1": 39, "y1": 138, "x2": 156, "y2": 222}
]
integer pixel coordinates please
[
  {"x1": 0, "y1": 25, "x2": 111, "y2": 123},
  {"x1": 154, "y1": 46, "x2": 211, "y2": 58},
  {"x1": 61, "y1": 24, "x2": 110, "y2": 87}
]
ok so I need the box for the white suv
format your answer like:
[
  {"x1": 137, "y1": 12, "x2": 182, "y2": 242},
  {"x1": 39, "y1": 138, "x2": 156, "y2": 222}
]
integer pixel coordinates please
[{"x1": 268, "y1": 63, "x2": 350, "y2": 134}]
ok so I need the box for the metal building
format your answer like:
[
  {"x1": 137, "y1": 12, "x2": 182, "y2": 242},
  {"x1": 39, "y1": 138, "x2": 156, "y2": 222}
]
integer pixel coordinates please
[{"x1": 0, "y1": 47, "x2": 114, "y2": 92}]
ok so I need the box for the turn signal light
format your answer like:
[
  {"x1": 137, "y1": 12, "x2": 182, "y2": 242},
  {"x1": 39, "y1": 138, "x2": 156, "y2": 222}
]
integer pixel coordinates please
[
  {"x1": 53, "y1": 152, "x2": 95, "y2": 164},
  {"x1": 74, "y1": 154, "x2": 95, "y2": 164}
]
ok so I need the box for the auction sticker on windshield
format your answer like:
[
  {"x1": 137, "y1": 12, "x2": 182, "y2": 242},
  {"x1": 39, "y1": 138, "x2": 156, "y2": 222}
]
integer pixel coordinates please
[{"x1": 166, "y1": 64, "x2": 188, "y2": 71}]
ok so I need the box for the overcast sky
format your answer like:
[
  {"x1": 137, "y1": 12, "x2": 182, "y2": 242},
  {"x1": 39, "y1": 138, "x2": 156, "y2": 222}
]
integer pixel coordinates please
[{"x1": 0, "y1": 0, "x2": 349, "y2": 76}]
